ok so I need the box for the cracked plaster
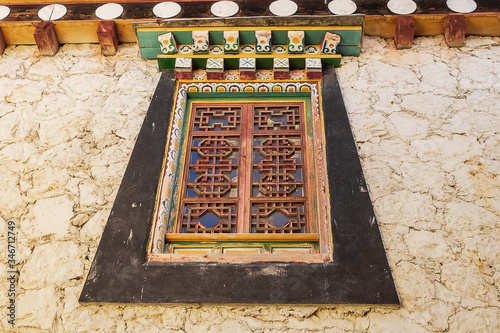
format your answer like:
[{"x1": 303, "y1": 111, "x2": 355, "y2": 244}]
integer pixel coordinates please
[{"x1": 0, "y1": 37, "x2": 499, "y2": 331}]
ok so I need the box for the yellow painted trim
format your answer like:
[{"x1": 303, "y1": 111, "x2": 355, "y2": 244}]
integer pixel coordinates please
[
  {"x1": 165, "y1": 234, "x2": 320, "y2": 242},
  {"x1": 270, "y1": 244, "x2": 314, "y2": 254},
  {"x1": 158, "y1": 53, "x2": 342, "y2": 59},
  {"x1": 137, "y1": 26, "x2": 362, "y2": 33},
  {"x1": 221, "y1": 245, "x2": 265, "y2": 254},
  {"x1": 172, "y1": 245, "x2": 216, "y2": 254}
]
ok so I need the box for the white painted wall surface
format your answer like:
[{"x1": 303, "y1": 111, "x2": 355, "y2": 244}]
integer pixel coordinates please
[{"x1": 0, "y1": 36, "x2": 499, "y2": 332}]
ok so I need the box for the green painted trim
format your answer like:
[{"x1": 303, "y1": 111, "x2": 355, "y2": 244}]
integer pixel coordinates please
[
  {"x1": 140, "y1": 48, "x2": 161, "y2": 59},
  {"x1": 138, "y1": 29, "x2": 360, "y2": 48},
  {"x1": 158, "y1": 58, "x2": 175, "y2": 71},
  {"x1": 336, "y1": 45, "x2": 361, "y2": 57},
  {"x1": 322, "y1": 58, "x2": 341, "y2": 67},
  {"x1": 192, "y1": 58, "x2": 208, "y2": 70},
  {"x1": 209, "y1": 30, "x2": 223, "y2": 45},
  {"x1": 169, "y1": 241, "x2": 320, "y2": 252},
  {"x1": 255, "y1": 58, "x2": 273, "y2": 70},
  {"x1": 289, "y1": 58, "x2": 305, "y2": 70},
  {"x1": 137, "y1": 28, "x2": 362, "y2": 59}
]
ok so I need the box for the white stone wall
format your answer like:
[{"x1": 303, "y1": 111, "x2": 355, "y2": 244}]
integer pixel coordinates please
[{"x1": 0, "y1": 36, "x2": 499, "y2": 332}]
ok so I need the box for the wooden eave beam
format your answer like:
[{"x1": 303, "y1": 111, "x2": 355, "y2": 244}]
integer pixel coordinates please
[
  {"x1": 0, "y1": 13, "x2": 499, "y2": 47},
  {"x1": 0, "y1": 0, "x2": 498, "y2": 48},
  {"x1": 364, "y1": 13, "x2": 500, "y2": 38}
]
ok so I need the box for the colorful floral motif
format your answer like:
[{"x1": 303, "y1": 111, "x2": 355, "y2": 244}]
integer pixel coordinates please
[
  {"x1": 192, "y1": 31, "x2": 209, "y2": 54},
  {"x1": 321, "y1": 32, "x2": 341, "y2": 55},
  {"x1": 192, "y1": 69, "x2": 207, "y2": 80},
  {"x1": 224, "y1": 70, "x2": 240, "y2": 80},
  {"x1": 272, "y1": 45, "x2": 287, "y2": 54},
  {"x1": 289, "y1": 70, "x2": 307, "y2": 80},
  {"x1": 224, "y1": 30, "x2": 239, "y2": 54},
  {"x1": 179, "y1": 44, "x2": 192, "y2": 54},
  {"x1": 240, "y1": 44, "x2": 255, "y2": 54},
  {"x1": 288, "y1": 31, "x2": 305, "y2": 54},
  {"x1": 158, "y1": 32, "x2": 178, "y2": 55},
  {"x1": 209, "y1": 45, "x2": 224, "y2": 54},
  {"x1": 255, "y1": 70, "x2": 273, "y2": 80},
  {"x1": 304, "y1": 45, "x2": 319, "y2": 54},
  {"x1": 255, "y1": 30, "x2": 271, "y2": 54}
]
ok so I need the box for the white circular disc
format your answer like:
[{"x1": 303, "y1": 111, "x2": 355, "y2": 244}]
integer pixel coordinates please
[
  {"x1": 447, "y1": 0, "x2": 477, "y2": 13},
  {"x1": 328, "y1": 0, "x2": 357, "y2": 15},
  {"x1": 0, "y1": 5, "x2": 11, "y2": 20},
  {"x1": 38, "y1": 4, "x2": 67, "y2": 21},
  {"x1": 51, "y1": 4, "x2": 67, "y2": 20},
  {"x1": 269, "y1": 0, "x2": 298, "y2": 17},
  {"x1": 211, "y1": 1, "x2": 239, "y2": 17},
  {"x1": 96, "y1": 3, "x2": 124, "y2": 20},
  {"x1": 38, "y1": 5, "x2": 52, "y2": 21},
  {"x1": 153, "y1": 2, "x2": 181, "y2": 18},
  {"x1": 387, "y1": 0, "x2": 417, "y2": 15}
]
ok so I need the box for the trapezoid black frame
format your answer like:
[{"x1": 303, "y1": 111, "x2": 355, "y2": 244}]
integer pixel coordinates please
[{"x1": 79, "y1": 67, "x2": 399, "y2": 305}]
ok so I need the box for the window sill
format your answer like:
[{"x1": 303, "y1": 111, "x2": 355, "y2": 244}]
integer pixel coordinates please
[{"x1": 147, "y1": 253, "x2": 332, "y2": 264}]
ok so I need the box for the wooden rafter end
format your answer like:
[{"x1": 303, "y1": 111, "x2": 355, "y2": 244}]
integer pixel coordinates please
[{"x1": 34, "y1": 21, "x2": 59, "y2": 56}]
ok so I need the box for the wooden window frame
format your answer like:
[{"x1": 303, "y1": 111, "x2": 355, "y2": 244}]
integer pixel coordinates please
[
  {"x1": 148, "y1": 98, "x2": 333, "y2": 263},
  {"x1": 80, "y1": 69, "x2": 399, "y2": 305}
]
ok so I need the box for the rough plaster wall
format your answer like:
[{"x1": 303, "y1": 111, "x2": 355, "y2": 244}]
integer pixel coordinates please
[{"x1": 0, "y1": 36, "x2": 499, "y2": 332}]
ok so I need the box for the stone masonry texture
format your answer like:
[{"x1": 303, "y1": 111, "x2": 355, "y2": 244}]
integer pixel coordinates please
[{"x1": 0, "y1": 36, "x2": 499, "y2": 332}]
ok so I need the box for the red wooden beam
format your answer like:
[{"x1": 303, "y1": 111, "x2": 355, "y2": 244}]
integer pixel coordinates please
[
  {"x1": 445, "y1": 14, "x2": 467, "y2": 47},
  {"x1": 33, "y1": 21, "x2": 59, "y2": 56},
  {"x1": 0, "y1": 27, "x2": 6, "y2": 55},
  {"x1": 97, "y1": 21, "x2": 119, "y2": 56},
  {"x1": 394, "y1": 15, "x2": 414, "y2": 50}
]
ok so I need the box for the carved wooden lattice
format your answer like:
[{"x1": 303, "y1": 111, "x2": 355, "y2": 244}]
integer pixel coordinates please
[{"x1": 178, "y1": 103, "x2": 309, "y2": 234}]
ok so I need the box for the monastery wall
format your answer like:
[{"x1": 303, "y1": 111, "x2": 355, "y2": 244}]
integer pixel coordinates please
[{"x1": 0, "y1": 35, "x2": 499, "y2": 332}]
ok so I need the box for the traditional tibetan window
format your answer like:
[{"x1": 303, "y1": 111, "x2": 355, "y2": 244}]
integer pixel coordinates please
[
  {"x1": 148, "y1": 96, "x2": 332, "y2": 263},
  {"x1": 80, "y1": 69, "x2": 399, "y2": 305}
]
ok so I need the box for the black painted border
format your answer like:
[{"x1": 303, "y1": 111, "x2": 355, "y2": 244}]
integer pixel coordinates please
[{"x1": 80, "y1": 68, "x2": 399, "y2": 305}]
